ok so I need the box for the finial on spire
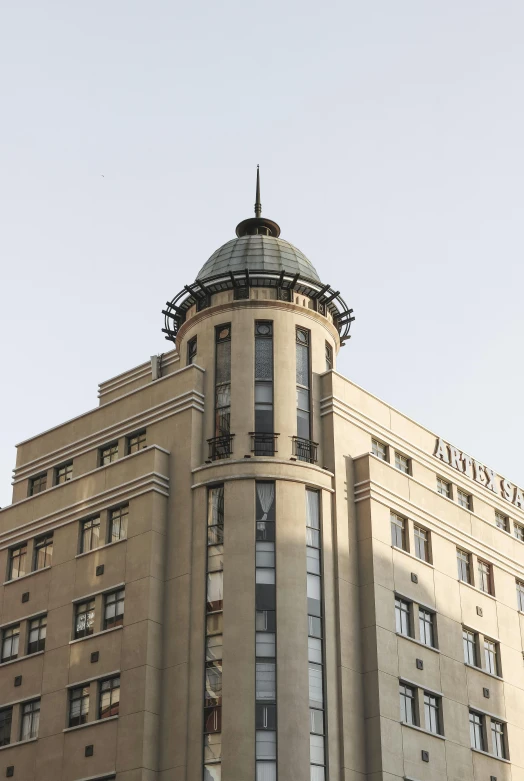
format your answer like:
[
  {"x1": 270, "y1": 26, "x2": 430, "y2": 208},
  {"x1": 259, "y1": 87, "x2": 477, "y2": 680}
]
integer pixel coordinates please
[{"x1": 254, "y1": 164, "x2": 262, "y2": 217}]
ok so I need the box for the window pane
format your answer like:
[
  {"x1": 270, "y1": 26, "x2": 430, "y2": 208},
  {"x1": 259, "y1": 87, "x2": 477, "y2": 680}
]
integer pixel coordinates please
[
  {"x1": 309, "y1": 664, "x2": 323, "y2": 707},
  {"x1": 308, "y1": 636, "x2": 322, "y2": 664},
  {"x1": 256, "y1": 730, "x2": 276, "y2": 760},
  {"x1": 310, "y1": 734, "x2": 325, "y2": 765},
  {"x1": 256, "y1": 662, "x2": 276, "y2": 700}
]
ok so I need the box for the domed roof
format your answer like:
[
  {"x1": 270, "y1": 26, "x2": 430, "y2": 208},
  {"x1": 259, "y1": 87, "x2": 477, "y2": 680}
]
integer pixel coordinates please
[{"x1": 196, "y1": 235, "x2": 321, "y2": 283}]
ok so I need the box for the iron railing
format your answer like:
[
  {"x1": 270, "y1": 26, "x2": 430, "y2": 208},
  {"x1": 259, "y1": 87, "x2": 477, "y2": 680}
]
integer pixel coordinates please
[
  {"x1": 291, "y1": 436, "x2": 318, "y2": 464},
  {"x1": 207, "y1": 434, "x2": 235, "y2": 461},
  {"x1": 249, "y1": 432, "x2": 279, "y2": 457}
]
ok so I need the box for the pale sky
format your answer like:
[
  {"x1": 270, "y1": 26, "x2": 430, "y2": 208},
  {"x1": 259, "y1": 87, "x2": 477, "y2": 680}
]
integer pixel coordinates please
[{"x1": 1, "y1": 1, "x2": 524, "y2": 507}]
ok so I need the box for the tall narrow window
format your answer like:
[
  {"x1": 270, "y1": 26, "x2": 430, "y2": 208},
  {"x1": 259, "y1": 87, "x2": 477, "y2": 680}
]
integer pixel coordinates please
[
  {"x1": 296, "y1": 328, "x2": 314, "y2": 463},
  {"x1": 414, "y1": 526, "x2": 430, "y2": 562},
  {"x1": 254, "y1": 321, "x2": 274, "y2": 456},
  {"x1": 399, "y1": 683, "x2": 416, "y2": 725},
  {"x1": 517, "y1": 580, "x2": 524, "y2": 612},
  {"x1": 8, "y1": 544, "x2": 27, "y2": 580},
  {"x1": 127, "y1": 430, "x2": 146, "y2": 454},
  {"x1": 109, "y1": 505, "x2": 128, "y2": 542},
  {"x1": 371, "y1": 439, "x2": 387, "y2": 460},
  {"x1": 424, "y1": 693, "x2": 440, "y2": 734},
  {"x1": 204, "y1": 486, "x2": 225, "y2": 781},
  {"x1": 463, "y1": 629, "x2": 477, "y2": 666},
  {"x1": 27, "y1": 616, "x2": 46, "y2": 654},
  {"x1": 390, "y1": 513, "x2": 407, "y2": 550},
  {"x1": 478, "y1": 560, "x2": 493, "y2": 595},
  {"x1": 395, "y1": 598, "x2": 411, "y2": 637},
  {"x1": 495, "y1": 511, "x2": 509, "y2": 531},
  {"x1": 212, "y1": 325, "x2": 232, "y2": 460},
  {"x1": 325, "y1": 342, "x2": 333, "y2": 371},
  {"x1": 306, "y1": 489, "x2": 325, "y2": 781},
  {"x1": 99, "y1": 676, "x2": 120, "y2": 719},
  {"x1": 256, "y1": 482, "x2": 277, "y2": 781},
  {"x1": 491, "y1": 720, "x2": 506, "y2": 758},
  {"x1": 81, "y1": 517, "x2": 100, "y2": 553},
  {"x1": 1, "y1": 625, "x2": 19, "y2": 662},
  {"x1": 469, "y1": 711, "x2": 484, "y2": 750},
  {"x1": 484, "y1": 638, "x2": 499, "y2": 676},
  {"x1": 457, "y1": 549, "x2": 471, "y2": 583},
  {"x1": 29, "y1": 473, "x2": 47, "y2": 496},
  {"x1": 0, "y1": 708, "x2": 12, "y2": 747},
  {"x1": 419, "y1": 609, "x2": 435, "y2": 648},
  {"x1": 20, "y1": 700, "x2": 40, "y2": 741},
  {"x1": 187, "y1": 336, "x2": 197, "y2": 365},
  {"x1": 104, "y1": 589, "x2": 125, "y2": 629},
  {"x1": 55, "y1": 462, "x2": 73, "y2": 484},
  {"x1": 33, "y1": 533, "x2": 53, "y2": 570},
  {"x1": 69, "y1": 686, "x2": 89, "y2": 727},
  {"x1": 75, "y1": 599, "x2": 95, "y2": 639},
  {"x1": 100, "y1": 443, "x2": 118, "y2": 466}
]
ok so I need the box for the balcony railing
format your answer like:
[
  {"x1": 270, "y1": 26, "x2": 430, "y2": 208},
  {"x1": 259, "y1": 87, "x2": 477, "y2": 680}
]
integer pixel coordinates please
[
  {"x1": 207, "y1": 434, "x2": 235, "y2": 461},
  {"x1": 291, "y1": 436, "x2": 318, "y2": 464},
  {"x1": 249, "y1": 432, "x2": 279, "y2": 457}
]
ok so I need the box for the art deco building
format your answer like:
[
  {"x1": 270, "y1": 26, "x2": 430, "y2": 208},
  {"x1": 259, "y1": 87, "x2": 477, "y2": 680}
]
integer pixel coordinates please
[{"x1": 1, "y1": 175, "x2": 524, "y2": 781}]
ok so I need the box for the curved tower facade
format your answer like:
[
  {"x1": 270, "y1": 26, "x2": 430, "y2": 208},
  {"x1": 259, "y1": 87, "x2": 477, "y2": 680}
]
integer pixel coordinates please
[{"x1": 3, "y1": 176, "x2": 524, "y2": 781}]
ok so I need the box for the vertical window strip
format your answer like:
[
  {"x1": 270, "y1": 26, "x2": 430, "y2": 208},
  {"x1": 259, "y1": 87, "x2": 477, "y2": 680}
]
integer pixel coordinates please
[
  {"x1": 215, "y1": 325, "x2": 232, "y2": 439},
  {"x1": 254, "y1": 322, "x2": 274, "y2": 455},
  {"x1": 306, "y1": 489, "x2": 326, "y2": 781},
  {"x1": 204, "y1": 486, "x2": 224, "y2": 781},
  {"x1": 296, "y1": 328, "x2": 312, "y2": 461},
  {"x1": 255, "y1": 482, "x2": 277, "y2": 781}
]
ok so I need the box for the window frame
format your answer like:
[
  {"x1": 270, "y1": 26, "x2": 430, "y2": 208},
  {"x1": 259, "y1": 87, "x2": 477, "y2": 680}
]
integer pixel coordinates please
[
  {"x1": 104, "y1": 588, "x2": 125, "y2": 630},
  {"x1": 1, "y1": 624, "x2": 20, "y2": 663},
  {"x1": 395, "y1": 597, "x2": 412, "y2": 637},
  {"x1": 491, "y1": 719, "x2": 506, "y2": 759},
  {"x1": 495, "y1": 511, "x2": 509, "y2": 532},
  {"x1": 436, "y1": 476, "x2": 452, "y2": 499},
  {"x1": 126, "y1": 430, "x2": 147, "y2": 455},
  {"x1": 457, "y1": 548, "x2": 472, "y2": 584},
  {"x1": 74, "y1": 599, "x2": 96, "y2": 639},
  {"x1": 33, "y1": 533, "x2": 53, "y2": 571},
  {"x1": 371, "y1": 439, "x2": 388, "y2": 461},
  {"x1": 477, "y1": 559, "x2": 494, "y2": 595},
  {"x1": 390, "y1": 513, "x2": 407, "y2": 551},
  {"x1": 413, "y1": 525, "x2": 430, "y2": 563},
  {"x1": 20, "y1": 698, "x2": 40, "y2": 741},
  {"x1": 457, "y1": 489, "x2": 472, "y2": 510},
  {"x1": 419, "y1": 608, "x2": 436, "y2": 648},
  {"x1": 484, "y1": 637, "x2": 500, "y2": 676},
  {"x1": 69, "y1": 685, "x2": 90, "y2": 728},
  {"x1": 469, "y1": 710, "x2": 485, "y2": 751},
  {"x1": 99, "y1": 675, "x2": 120, "y2": 719},
  {"x1": 8, "y1": 543, "x2": 28, "y2": 581},
  {"x1": 517, "y1": 580, "x2": 524, "y2": 612},
  {"x1": 108, "y1": 505, "x2": 128, "y2": 543},
  {"x1": 187, "y1": 335, "x2": 198, "y2": 365},
  {"x1": 80, "y1": 516, "x2": 101, "y2": 554},
  {"x1": 424, "y1": 691, "x2": 441, "y2": 735},
  {"x1": 463, "y1": 628, "x2": 478, "y2": 667},
  {"x1": 0, "y1": 707, "x2": 12, "y2": 747},
  {"x1": 27, "y1": 615, "x2": 47, "y2": 655},
  {"x1": 54, "y1": 461, "x2": 73, "y2": 485},
  {"x1": 394, "y1": 451, "x2": 410, "y2": 475},
  {"x1": 28, "y1": 473, "x2": 47, "y2": 496},
  {"x1": 399, "y1": 682, "x2": 417, "y2": 725},
  {"x1": 99, "y1": 442, "x2": 119, "y2": 466}
]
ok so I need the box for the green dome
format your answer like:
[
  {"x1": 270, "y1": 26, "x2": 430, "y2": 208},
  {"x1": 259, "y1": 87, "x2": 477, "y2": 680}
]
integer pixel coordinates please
[{"x1": 196, "y1": 235, "x2": 321, "y2": 283}]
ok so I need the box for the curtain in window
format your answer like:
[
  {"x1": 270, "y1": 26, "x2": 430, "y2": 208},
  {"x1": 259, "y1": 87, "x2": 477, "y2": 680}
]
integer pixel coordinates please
[
  {"x1": 306, "y1": 490, "x2": 320, "y2": 529},
  {"x1": 257, "y1": 483, "x2": 275, "y2": 521},
  {"x1": 207, "y1": 572, "x2": 224, "y2": 611},
  {"x1": 204, "y1": 764, "x2": 221, "y2": 781}
]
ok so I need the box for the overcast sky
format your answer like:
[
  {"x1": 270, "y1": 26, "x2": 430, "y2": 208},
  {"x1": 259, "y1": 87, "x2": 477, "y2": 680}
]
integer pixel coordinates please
[{"x1": 1, "y1": 1, "x2": 524, "y2": 507}]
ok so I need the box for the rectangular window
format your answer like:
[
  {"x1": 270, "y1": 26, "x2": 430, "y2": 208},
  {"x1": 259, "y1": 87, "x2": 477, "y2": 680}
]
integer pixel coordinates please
[
  {"x1": 80, "y1": 517, "x2": 100, "y2": 553},
  {"x1": 99, "y1": 676, "x2": 120, "y2": 719},
  {"x1": 495, "y1": 511, "x2": 509, "y2": 532},
  {"x1": 27, "y1": 615, "x2": 46, "y2": 654},
  {"x1": 469, "y1": 711, "x2": 484, "y2": 751},
  {"x1": 55, "y1": 462, "x2": 73, "y2": 485},
  {"x1": 517, "y1": 581, "x2": 524, "y2": 612},
  {"x1": 457, "y1": 489, "x2": 472, "y2": 509},
  {"x1": 109, "y1": 505, "x2": 128, "y2": 542},
  {"x1": 296, "y1": 328, "x2": 311, "y2": 450},
  {"x1": 187, "y1": 335, "x2": 197, "y2": 365},
  {"x1": 256, "y1": 730, "x2": 277, "y2": 760},
  {"x1": 127, "y1": 430, "x2": 146, "y2": 454},
  {"x1": 29, "y1": 473, "x2": 47, "y2": 496},
  {"x1": 424, "y1": 692, "x2": 441, "y2": 734},
  {"x1": 255, "y1": 321, "x2": 274, "y2": 445},
  {"x1": 414, "y1": 525, "x2": 430, "y2": 562},
  {"x1": 100, "y1": 443, "x2": 118, "y2": 466},
  {"x1": 395, "y1": 597, "x2": 411, "y2": 637},
  {"x1": 390, "y1": 513, "x2": 407, "y2": 550},
  {"x1": 69, "y1": 686, "x2": 90, "y2": 727},
  {"x1": 75, "y1": 599, "x2": 95, "y2": 639},
  {"x1": 437, "y1": 477, "x2": 451, "y2": 498},
  {"x1": 478, "y1": 560, "x2": 493, "y2": 595},
  {"x1": 463, "y1": 629, "x2": 477, "y2": 666},
  {"x1": 484, "y1": 638, "x2": 499, "y2": 676},
  {"x1": 8, "y1": 544, "x2": 27, "y2": 580},
  {"x1": 20, "y1": 699, "x2": 40, "y2": 740},
  {"x1": 419, "y1": 609, "x2": 435, "y2": 648},
  {"x1": 457, "y1": 549, "x2": 471, "y2": 583},
  {"x1": 395, "y1": 452, "x2": 410, "y2": 474},
  {"x1": 371, "y1": 439, "x2": 387, "y2": 461},
  {"x1": 1, "y1": 625, "x2": 19, "y2": 662},
  {"x1": 256, "y1": 662, "x2": 276, "y2": 701},
  {"x1": 215, "y1": 325, "x2": 232, "y2": 439},
  {"x1": 33, "y1": 533, "x2": 53, "y2": 570},
  {"x1": 491, "y1": 720, "x2": 506, "y2": 759},
  {"x1": 399, "y1": 683, "x2": 416, "y2": 725},
  {"x1": 514, "y1": 522, "x2": 524, "y2": 541},
  {"x1": 308, "y1": 663, "x2": 323, "y2": 708},
  {"x1": 325, "y1": 342, "x2": 333, "y2": 371},
  {"x1": 0, "y1": 708, "x2": 12, "y2": 747},
  {"x1": 104, "y1": 588, "x2": 125, "y2": 630}
]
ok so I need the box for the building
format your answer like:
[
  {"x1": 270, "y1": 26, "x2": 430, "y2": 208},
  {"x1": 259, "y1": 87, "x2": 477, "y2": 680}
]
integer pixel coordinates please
[{"x1": 1, "y1": 173, "x2": 524, "y2": 781}]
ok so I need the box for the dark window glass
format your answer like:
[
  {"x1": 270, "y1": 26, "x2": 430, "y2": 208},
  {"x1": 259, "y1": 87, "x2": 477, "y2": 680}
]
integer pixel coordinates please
[
  {"x1": 55, "y1": 462, "x2": 73, "y2": 484},
  {"x1": 0, "y1": 708, "x2": 12, "y2": 746},
  {"x1": 99, "y1": 676, "x2": 120, "y2": 719},
  {"x1": 104, "y1": 589, "x2": 125, "y2": 630},
  {"x1": 69, "y1": 686, "x2": 89, "y2": 727},
  {"x1": 256, "y1": 584, "x2": 276, "y2": 611},
  {"x1": 109, "y1": 505, "x2": 128, "y2": 542},
  {"x1": 325, "y1": 342, "x2": 333, "y2": 371},
  {"x1": 29, "y1": 474, "x2": 47, "y2": 496},
  {"x1": 187, "y1": 336, "x2": 197, "y2": 365},
  {"x1": 256, "y1": 702, "x2": 276, "y2": 730},
  {"x1": 1, "y1": 625, "x2": 19, "y2": 662},
  {"x1": 215, "y1": 326, "x2": 231, "y2": 438},
  {"x1": 33, "y1": 533, "x2": 53, "y2": 570},
  {"x1": 75, "y1": 599, "x2": 95, "y2": 639},
  {"x1": 100, "y1": 443, "x2": 118, "y2": 466},
  {"x1": 27, "y1": 616, "x2": 47, "y2": 654},
  {"x1": 9, "y1": 544, "x2": 27, "y2": 580},
  {"x1": 204, "y1": 705, "x2": 222, "y2": 734},
  {"x1": 127, "y1": 430, "x2": 146, "y2": 454}
]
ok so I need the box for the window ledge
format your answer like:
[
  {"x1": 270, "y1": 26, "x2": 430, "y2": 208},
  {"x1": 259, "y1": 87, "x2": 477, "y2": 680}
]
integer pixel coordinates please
[
  {"x1": 3, "y1": 566, "x2": 51, "y2": 586},
  {"x1": 0, "y1": 737, "x2": 38, "y2": 751},
  {"x1": 391, "y1": 544, "x2": 435, "y2": 569},
  {"x1": 75, "y1": 538, "x2": 127, "y2": 560},
  {"x1": 0, "y1": 651, "x2": 44, "y2": 668},
  {"x1": 396, "y1": 632, "x2": 440, "y2": 654},
  {"x1": 69, "y1": 625, "x2": 123, "y2": 646},
  {"x1": 471, "y1": 747, "x2": 510, "y2": 763},
  {"x1": 458, "y1": 579, "x2": 497, "y2": 601},
  {"x1": 63, "y1": 715, "x2": 119, "y2": 733},
  {"x1": 400, "y1": 721, "x2": 445, "y2": 740},
  {"x1": 464, "y1": 662, "x2": 503, "y2": 682}
]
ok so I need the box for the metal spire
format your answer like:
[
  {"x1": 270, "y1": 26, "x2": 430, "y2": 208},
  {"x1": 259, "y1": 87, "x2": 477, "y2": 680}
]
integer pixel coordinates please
[{"x1": 254, "y1": 164, "x2": 262, "y2": 217}]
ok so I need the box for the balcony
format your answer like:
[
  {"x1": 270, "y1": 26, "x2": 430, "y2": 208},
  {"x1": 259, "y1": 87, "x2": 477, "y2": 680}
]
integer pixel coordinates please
[
  {"x1": 249, "y1": 432, "x2": 279, "y2": 457},
  {"x1": 291, "y1": 436, "x2": 318, "y2": 464},
  {"x1": 207, "y1": 435, "x2": 235, "y2": 461}
]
